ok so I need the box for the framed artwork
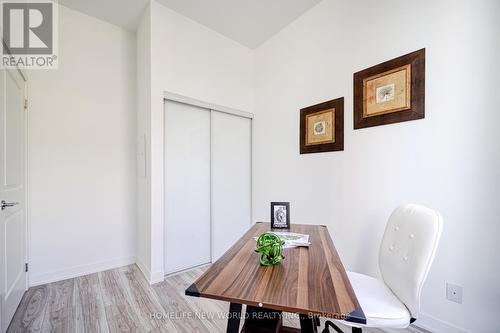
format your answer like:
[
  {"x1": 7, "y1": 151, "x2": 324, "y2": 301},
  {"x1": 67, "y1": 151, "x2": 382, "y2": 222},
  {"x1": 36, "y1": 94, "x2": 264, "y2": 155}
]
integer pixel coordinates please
[
  {"x1": 300, "y1": 97, "x2": 344, "y2": 154},
  {"x1": 353, "y1": 48, "x2": 425, "y2": 129},
  {"x1": 270, "y1": 202, "x2": 290, "y2": 229}
]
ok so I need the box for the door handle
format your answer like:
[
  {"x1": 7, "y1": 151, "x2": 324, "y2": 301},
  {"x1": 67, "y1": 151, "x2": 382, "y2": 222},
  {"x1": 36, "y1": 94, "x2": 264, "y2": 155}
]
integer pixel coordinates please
[{"x1": 1, "y1": 200, "x2": 19, "y2": 210}]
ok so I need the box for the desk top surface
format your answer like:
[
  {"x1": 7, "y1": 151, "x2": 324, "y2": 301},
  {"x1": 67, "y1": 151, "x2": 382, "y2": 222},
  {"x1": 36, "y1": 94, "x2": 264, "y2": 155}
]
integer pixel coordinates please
[{"x1": 185, "y1": 223, "x2": 365, "y2": 324}]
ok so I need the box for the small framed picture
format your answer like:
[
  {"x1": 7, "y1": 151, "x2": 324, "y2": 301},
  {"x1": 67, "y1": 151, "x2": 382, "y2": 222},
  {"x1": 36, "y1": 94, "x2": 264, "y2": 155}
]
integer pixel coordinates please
[
  {"x1": 300, "y1": 97, "x2": 344, "y2": 154},
  {"x1": 270, "y1": 202, "x2": 290, "y2": 229}
]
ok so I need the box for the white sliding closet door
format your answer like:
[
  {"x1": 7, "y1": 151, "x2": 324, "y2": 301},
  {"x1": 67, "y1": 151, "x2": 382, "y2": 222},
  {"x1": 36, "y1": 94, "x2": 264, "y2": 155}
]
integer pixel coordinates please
[
  {"x1": 164, "y1": 101, "x2": 211, "y2": 274},
  {"x1": 211, "y1": 111, "x2": 252, "y2": 260}
]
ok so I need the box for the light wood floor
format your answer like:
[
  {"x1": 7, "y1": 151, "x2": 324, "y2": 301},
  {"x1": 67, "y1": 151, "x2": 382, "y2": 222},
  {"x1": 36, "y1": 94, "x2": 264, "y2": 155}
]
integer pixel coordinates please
[{"x1": 7, "y1": 264, "x2": 426, "y2": 333}]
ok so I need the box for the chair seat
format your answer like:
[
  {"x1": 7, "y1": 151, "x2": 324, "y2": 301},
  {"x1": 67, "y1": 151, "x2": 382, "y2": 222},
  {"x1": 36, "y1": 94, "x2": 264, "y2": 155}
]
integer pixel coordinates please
[{"x1": 340, "y1": 271, "x2": 411, "y2": 329}]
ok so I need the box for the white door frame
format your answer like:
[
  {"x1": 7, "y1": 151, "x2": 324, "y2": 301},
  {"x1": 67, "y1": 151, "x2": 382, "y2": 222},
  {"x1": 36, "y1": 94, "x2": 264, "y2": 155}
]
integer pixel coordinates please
[
  {"x1": 1, "y1": 41, "x2": 29, "y2": 291},
  {"x1": 0, "y1": 55, "x2": 29, "y2": 332},
  {"x1": 162, "y1": 92, "x2": 253, "y2": 272},
  {"x1": 22, "y1": 74, "x2": 28, "y2": 291},
  {"x1": 163, "y1": 92, "x2": 254, "y2": 120}
]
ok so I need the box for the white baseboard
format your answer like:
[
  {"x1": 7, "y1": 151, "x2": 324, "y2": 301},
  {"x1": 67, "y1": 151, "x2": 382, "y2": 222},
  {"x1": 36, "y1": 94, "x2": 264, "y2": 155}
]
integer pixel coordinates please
[
  {"x1": 150, "y1": 270, "x2": 165, "y2": 284},
  {"x1": 414, "y1": 312, "x2": 471, "y2": 333},
  {"x1": 135, "y1": 256, "x2": 164, "y2": 285},
  {"x1": 29, "y1": 256, "x2": 136, "y2": 287},
  {"x1": 135, "y1": 255, "x2": 151, "y2": 281}
]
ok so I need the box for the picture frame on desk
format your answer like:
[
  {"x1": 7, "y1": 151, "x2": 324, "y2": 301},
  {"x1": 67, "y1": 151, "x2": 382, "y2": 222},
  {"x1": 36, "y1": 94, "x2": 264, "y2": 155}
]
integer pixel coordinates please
[{"x1": 270, "y1": 202, "x2": 290, "y2": 229}]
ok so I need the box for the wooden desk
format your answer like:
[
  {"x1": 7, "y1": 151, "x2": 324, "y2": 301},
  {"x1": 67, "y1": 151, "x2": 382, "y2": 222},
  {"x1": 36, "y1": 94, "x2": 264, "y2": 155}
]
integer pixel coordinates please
[{"x1": 185, "y1": 223, "x2": 365, "y2": 332}]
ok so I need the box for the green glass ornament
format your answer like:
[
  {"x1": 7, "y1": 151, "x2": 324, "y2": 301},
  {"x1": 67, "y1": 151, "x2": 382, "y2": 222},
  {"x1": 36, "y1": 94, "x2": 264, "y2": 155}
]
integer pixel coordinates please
[{"x1": 255, "y1": 232, "x2": 285, "y2": 266}]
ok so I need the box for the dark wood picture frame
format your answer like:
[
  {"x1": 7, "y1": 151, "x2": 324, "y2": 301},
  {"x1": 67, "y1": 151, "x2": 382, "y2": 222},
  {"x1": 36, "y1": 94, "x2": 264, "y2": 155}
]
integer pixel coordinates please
[
  {"x1": 270, "y1": 202, "x2": 290, "y2": 229},
  {"x1": 300, "y1": 97, "x2": 344, "y2": 154},
  {"x1": 353, "y1": 48, "x2": 425, "y2": 129}
]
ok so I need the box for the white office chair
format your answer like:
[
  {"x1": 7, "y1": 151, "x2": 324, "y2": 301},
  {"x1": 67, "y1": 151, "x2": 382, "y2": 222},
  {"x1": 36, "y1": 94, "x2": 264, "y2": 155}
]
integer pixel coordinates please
[{"x1": 324, "y1": 204, "x2": 443, "y2": 333}]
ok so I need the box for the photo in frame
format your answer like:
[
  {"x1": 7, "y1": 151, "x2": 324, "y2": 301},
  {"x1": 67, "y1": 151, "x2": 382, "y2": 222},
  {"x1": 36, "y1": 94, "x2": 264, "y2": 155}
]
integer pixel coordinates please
[
  {"x1": 353, "y1": 49, "x2": 425, "y2": 129},
  {"x1": 270, "y1": 202, "x2": 290, "y2": 229},
  {"x1": 300, "y1": 97, "x2": 344, "y2": 154}
]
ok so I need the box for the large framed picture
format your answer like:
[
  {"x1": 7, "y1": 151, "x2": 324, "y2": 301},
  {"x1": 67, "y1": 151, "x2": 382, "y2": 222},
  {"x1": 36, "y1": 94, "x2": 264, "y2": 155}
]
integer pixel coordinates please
[
  {"x1": 300, "y1": 97, "x2": 344, "y2": 154},
  {"x1": 353, "y1": 49, "x2": 425, "y2": 129},
  {"x1": 271, "y1": 202, "x2": 290, "y2": 229}
]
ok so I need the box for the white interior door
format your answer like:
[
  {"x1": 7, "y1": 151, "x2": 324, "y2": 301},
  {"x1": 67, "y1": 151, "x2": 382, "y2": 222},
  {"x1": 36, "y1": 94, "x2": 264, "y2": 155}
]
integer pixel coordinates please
[
  {"x1": 164, "y1": 101, "x2": 211, "y2": 274},
  {"x1": 211, "y1": 111, "x2": 251, "y2": 260},
  {"x1": 0, "y1": 68, "x2": 27, "y2": 333}
]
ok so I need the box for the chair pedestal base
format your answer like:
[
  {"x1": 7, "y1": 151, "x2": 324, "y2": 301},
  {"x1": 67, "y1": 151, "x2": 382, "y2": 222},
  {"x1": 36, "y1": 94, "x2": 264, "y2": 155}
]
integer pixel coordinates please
[
  {"x1": 227, "y1": 303, "x2": 321, "y2": 333},
  {"x1": 322, "y1": 321, "x2": 362, "y2": 333}
]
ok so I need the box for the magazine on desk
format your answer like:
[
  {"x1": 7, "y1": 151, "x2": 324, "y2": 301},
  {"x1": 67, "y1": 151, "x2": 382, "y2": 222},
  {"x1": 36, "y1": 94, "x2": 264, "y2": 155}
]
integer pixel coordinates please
[{"x1": 254, "y1": 232, "x2": 311, "y2": 248}]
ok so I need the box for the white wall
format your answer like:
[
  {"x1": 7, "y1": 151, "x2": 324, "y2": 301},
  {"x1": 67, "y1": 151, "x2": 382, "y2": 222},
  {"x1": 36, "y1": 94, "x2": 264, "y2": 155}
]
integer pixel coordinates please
[
  {"x1": 150, "y1": 1, "x2": 254, "y2": 113},
  {"x1": 135, "y1": 0, "x2": 254, "y2": 282},
  {"x1": 253, "y1": 1, "x2": 500, "y2": 333},
  {"x1": 28, "y1": 5, "x2": 137, "y2": 285}
]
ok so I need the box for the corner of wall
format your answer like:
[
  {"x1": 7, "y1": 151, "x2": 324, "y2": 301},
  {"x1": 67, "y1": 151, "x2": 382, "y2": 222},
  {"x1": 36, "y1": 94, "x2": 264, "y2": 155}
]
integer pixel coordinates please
[
  {"x1": 135, "y1": 255, "x2": 164, "y2": 285},
  {"x1": 136, "y1": 0, "x2": 153, "y2": 277}
]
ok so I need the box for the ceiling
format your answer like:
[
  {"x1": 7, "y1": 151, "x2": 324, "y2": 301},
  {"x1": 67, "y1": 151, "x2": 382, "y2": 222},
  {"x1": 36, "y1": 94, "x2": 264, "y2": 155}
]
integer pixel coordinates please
[
  {"x1": 58, "y1": 0, "x2": 322, "y2": 49},
  {"x1": 155, "y1": 0, "x2": 321, "y2": 48},
  {"x1": 58, "y1": 0, "x2": 149, "y2": 31}
]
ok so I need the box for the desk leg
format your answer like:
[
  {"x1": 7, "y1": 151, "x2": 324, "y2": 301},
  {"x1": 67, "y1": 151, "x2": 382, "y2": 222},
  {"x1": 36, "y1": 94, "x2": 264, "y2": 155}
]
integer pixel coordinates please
[
  {"x1": 299, "y1": 314, "x2": 318, "y2": 333},
  {"x1": 226, "y1": 303, "x2": 242, "y2": 333}
]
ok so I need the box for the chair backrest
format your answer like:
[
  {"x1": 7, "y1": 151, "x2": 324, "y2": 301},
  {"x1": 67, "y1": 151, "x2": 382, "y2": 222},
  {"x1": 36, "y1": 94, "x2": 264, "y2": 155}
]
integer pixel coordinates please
[{"x1": 379, "y1": 204, "x2": 443, "y2": 318}]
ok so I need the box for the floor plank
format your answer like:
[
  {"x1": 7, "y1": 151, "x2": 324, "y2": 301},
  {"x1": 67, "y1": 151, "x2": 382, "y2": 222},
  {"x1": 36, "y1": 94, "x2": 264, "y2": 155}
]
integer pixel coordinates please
[
  {"x1": 117, "y1": 265, "x2": 175, "y2": 332},
  {"x1": 98, "y1": 268, "x2": 148, "y2": 332},
  {"x1": 39, "y1": 279, "x2": 75, "y2": 333},
  {"x1": 153, "y1": 277, "x2": 211, "y2": 333},
  {"x1": 166, "y1": 268, "x2": 231, "y2": 332},
  {"x1": 74, "y1": 274, "x2": 109, "y2": 333},
  {"x1": 7, "y1": 285, "x2": 49, "y2": 333}
]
